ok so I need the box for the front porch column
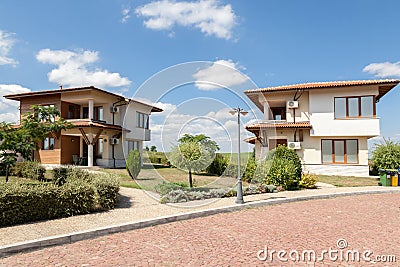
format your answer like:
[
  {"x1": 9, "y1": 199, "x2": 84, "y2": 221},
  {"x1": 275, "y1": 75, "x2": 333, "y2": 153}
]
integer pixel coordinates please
[
  {"x1": 79, "y1": 136, "x2": 83, "y2": 157},
  {"x1": 88, "y1": 134, "x2": 94, "y2": 167},
  {"x1": 263, "y1": 101, "x2": 269, "y2": 121},
  {"x1": 88, "y1": 99, "x2": 94, "y2": 120}
]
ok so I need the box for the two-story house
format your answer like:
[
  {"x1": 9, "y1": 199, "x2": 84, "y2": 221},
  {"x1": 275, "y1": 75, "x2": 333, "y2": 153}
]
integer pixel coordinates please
[
  {"x1": 244, "y1": 79, "x2": 399, "y2": 177},
  {"x1": 4, "y1": 86, "x2": 162, "y2": 168}
]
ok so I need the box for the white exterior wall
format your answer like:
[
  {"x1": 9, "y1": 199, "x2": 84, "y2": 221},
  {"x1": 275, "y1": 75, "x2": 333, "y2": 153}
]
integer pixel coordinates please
[
  {"x1": 98, "y1": 101, "x2": 154, "y2": 168},
  {"x1": 123, "y1": 102, "x2": 152, "y2": 141},
  {"x1": 286, "y1": 91, "x2": 310, "y2": 123},
  {"x1": 309, "y1": 86, "x2": 380, "y2": 137},
  {"x1": 253, "y1": 129, "x2": 370, "y2": 177}
]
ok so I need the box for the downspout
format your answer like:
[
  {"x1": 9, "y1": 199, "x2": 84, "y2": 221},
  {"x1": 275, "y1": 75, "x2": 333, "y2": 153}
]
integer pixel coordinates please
[
  {"x1": 292, "y1": 89, "x2": 304, "y2": 142},
  {"x1": 111, "y1": 98, "x2": 131, "y2": 168},
  {"x1": 112, "y1": 135, "x2": 116, "y2": 168}
]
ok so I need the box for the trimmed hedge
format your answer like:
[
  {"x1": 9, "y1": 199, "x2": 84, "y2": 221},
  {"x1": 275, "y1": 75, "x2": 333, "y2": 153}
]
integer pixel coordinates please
[
  {"x1": 0, "y1": 182, "x2": 95, "y2": 227},
  {"x1": 91, "y1": 174, "x2": 120, "y2": 210},
  {"x1": 0, "y1": 168, "x2": 120, "y2": 227},
  {"x1": 13, "y1": 161, "x2": 46, "y2": 181}
]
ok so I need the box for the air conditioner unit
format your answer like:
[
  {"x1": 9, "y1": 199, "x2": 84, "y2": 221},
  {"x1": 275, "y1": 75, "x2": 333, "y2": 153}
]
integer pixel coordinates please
[
  {"x1": 110, "y1": 106, "x2": 119, "y2": 113},
  {"x1": 287, "y1": 141, "x2": 301, "y2": 150},
  {"x1": 287, "y1": 100, "x2": 299, "y2": 109},
  {"x1": 110, "y1": 138, "x2": 119, "y2": 145}
]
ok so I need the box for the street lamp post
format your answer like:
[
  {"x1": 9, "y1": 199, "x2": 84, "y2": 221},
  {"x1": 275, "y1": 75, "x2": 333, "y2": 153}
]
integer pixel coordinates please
[{"x1": 229, "y1": 107, "x2": 248, "y2": 204}]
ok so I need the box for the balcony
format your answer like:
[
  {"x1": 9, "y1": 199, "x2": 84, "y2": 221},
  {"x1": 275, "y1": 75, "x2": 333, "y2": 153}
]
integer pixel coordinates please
[{"x1": 131, "y1": 128, "x2": 151, "y2": 141}]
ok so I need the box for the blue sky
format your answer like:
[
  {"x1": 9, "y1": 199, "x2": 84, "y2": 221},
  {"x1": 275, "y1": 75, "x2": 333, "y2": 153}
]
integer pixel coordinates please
[{"x1": 0, "y1": 0, "x2": 399, "y2": 152}]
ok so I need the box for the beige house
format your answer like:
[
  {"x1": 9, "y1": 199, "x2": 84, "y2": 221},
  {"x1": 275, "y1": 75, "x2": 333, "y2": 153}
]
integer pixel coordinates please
[
  {"x1": 5, "y1": 86, "x2": 162, "y2": 168},
  {"x1": 244, "y1": 79, "x2": 399, "y2": 177}
]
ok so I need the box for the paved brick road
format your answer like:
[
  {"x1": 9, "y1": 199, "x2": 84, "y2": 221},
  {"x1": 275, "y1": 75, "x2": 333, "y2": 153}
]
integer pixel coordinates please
[{"x1": 1, "y1": 193, "x2": 399, "y2": 266}]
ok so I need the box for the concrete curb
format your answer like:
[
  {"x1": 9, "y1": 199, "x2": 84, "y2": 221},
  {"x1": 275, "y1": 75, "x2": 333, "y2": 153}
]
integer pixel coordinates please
[{"x1": 1, "y1": 188, "x2": 400, "y2": 258}]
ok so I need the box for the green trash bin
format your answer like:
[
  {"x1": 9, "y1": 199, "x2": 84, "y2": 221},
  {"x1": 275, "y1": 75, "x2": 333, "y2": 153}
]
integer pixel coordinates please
[{"x1": 379, "y1": 170, "x2": 392, "y2": 186}]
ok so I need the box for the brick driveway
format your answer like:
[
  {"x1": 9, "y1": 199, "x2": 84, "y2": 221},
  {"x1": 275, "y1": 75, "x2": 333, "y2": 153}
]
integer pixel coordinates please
[{"x1": 1, "y1": 193, "x2": 399, "y2": 266}]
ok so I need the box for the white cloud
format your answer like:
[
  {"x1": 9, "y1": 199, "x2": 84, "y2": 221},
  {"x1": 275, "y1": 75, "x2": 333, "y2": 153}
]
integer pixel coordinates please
[
  {"x1": 193, "y1": 59, "x2": 247, "y2": 90},
  {"x1": 153, "y1": 102, "x2": 177, "y2": 116},
  {"x1": 121, "y1": 7, "x2": 131, "y2": 23},
  {"x1": 135, "y1": 0, "x2": 237, "y2": 40},
  {"x1": 0, "y1": 84, "x2": 31, "y2": 123},
  {"x1": 36, "y1": 48, "x2": 131, "y2": 88},
  {"x1": 0, "y1": 30, "x2": 18, "y2": 66},
  {"x1": 363, "y1": 61, "x2": 400, "y2": 78},
  {"x1": 149, "y1": 103, "x2": 253, "y2": 152}
]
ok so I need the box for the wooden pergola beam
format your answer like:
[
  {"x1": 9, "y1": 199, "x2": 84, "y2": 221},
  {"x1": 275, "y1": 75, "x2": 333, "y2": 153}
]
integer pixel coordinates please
[
  {"x1": 93, "y1": 129, "x2": 103, "y2": 144},
  {"x1": 79, "y1": 128, "x2": 90, "y2": 145}
]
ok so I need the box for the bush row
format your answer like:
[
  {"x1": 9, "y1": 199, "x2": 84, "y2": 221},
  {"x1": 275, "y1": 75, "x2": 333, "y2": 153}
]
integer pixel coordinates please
[
  {"x1": 12, "y1": 161, "x2": 46, "y2": 181},
  {"x1": 0, "y1": 167, "x2": 119, "y2": 227},
  {"x1": 156, "y1": 182, "x2": 279, "y2": 203}
]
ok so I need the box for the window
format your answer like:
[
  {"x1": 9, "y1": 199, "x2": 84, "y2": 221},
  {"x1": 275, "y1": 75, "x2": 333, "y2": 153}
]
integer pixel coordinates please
[
  {"x1": 321, "y1": 139, "x2": 358, "y2": 164},
  {"x1": 83, "y1": 107, "x2": 89, "y2": 119},
  {"x1": 94, "y1": 107, "x2": 103, "y2": 121},
  {"x1": 126, "y1": 140, "x2": 139, "y2": 152},
  {"x1": 83, "y1": 106, "x2": 103, "y2": 120},
  {"x1": 334, "y1": 96, "x2": 375, "y2": 119},
  {"x1": 298, "y1": 129, "x2": 304, "y2": 142},
  {"x1": 43, "y1": 137, "x2": 55, "y2": 150},
  {"x1": 136, "y1": 112, "x2": 149, "y2": 129},
  {"x1": 97, "y1": 139, "x2": 103, "y2": 158}
]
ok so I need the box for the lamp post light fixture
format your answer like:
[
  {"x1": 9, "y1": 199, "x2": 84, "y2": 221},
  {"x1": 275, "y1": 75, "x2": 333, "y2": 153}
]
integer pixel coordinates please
[{"x1": 229, "y1": 107, "x2": 248, "y2": 204}]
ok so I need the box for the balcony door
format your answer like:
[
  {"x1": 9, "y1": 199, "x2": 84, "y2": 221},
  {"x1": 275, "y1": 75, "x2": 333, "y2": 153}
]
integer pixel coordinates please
[
  {"x1": 271, "y1": 107, "x2": 286, "y2": 121},
  {"x1": 268, "y1": 138, "x2": 287, "y2": 150}
]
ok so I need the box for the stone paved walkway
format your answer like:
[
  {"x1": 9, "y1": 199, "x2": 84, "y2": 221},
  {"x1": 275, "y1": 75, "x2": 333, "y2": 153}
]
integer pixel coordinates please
[
  {"x1": 1, "y1": 193, "x2": 399, "y2": 266},
  {"x1": 0, "y1": 186, "x2": 399, "y2": 248}
]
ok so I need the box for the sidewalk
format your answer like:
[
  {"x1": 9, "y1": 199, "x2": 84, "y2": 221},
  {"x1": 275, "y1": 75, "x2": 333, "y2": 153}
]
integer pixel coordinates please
[{"x1": 1, "y1": 185, "x2": 400, "y2": 256}]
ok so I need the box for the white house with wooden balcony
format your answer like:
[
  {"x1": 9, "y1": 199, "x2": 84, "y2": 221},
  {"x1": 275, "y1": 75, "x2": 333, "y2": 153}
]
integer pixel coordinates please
[
  {"x1": 244, "y1": 79, "x2": 399, "y2": 177},
  {"x1": 4, "y1": 86, "x2": 162, "y2": 168}
]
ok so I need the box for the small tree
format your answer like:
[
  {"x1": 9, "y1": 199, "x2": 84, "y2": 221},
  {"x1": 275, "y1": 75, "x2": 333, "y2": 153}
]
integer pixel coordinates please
[
  {"x1": 150, "y1": 145, "x2": 157, "y2": 152},
  {"x1": 371, "y1": 139, "x2": 400, "y2": 170},
  {"x1": 169, "y1": 134, "x2": 219, "y2": 188},
  {"x1": 0, "y1": 105, "x2": 72, "y2": 182},
  {"x1": 126, "y1": 149, "x2": 142, "y2": 179},
  {"x1": 0, "y1": 152, "x2": 17, "y2": 183}
]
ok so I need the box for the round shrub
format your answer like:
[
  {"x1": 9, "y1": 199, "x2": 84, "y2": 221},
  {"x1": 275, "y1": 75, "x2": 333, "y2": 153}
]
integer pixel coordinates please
[
  {"x1": 299, "y1": 172, "x2": 318, "y2": 189},
  {"x1": 206, "y1": 153, "x2": 228, "y2": 176},
  {"x1": 243, "y1": 157, "x2": 258, "y2": 182},
  {"x1": 371, "y1": 139, "x2": 400, "y2": 170},
  {"x1": 267, "y1": 157, "x2": 299, "y2": 190},
  {"x1": 272, "y1": 145, "x2": 302, "y2": 180}
]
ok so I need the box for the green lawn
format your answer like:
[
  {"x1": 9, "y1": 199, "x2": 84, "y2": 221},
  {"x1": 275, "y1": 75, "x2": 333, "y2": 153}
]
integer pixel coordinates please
[
  {"x1": 220, "y1": 152, "x2": 253, "y2": 165},
  {"x1": 3, "y1": 166, "x2": 381, "y2": 190},
  {"x1": 102, "y1": 165, "x2": 241, "y2": 192},
  {"x1": 317, "y1": 175, "x2": 380, "y2": 187},
  {"x1": 103, "y1": 165, "x2": 382, "y2": 191}
]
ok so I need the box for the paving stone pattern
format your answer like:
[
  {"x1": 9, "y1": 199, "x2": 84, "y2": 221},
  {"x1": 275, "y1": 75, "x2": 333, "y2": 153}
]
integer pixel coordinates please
[{"x1": 1, "y1": 193, "x2": 399, "y2": 266}]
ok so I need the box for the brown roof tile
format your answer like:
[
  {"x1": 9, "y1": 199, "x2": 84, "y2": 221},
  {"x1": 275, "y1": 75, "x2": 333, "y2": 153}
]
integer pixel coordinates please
[
  {"x1": 245, "y1": 79, "x2": 399, "y2": 94},
  {"x1": 68, "y1": 119, "x2": 130, "y2": 132},
  {"x1": 4, "y1": 86, "x2": 163, "y2": 112},
  {"x1": 245, "y1": 121, "x2": 311, "y2": 129}
]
